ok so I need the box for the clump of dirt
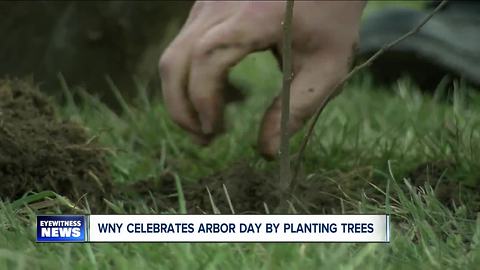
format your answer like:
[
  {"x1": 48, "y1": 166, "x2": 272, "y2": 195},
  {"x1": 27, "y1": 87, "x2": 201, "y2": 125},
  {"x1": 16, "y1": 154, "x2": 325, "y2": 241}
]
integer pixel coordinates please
[{"x1": 0, "y1": 79, "x2": 113, "y2": 209}]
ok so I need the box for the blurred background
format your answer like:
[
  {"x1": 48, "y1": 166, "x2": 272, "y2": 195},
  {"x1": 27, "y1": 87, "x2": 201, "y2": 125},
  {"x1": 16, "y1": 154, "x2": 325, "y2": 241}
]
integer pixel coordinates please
[
  {"x1": 0, "y1": 1, "x2": 441, "y2": 108},
  {"x1": 0, "y1": 1, "x2": 193, "y2": 106}
]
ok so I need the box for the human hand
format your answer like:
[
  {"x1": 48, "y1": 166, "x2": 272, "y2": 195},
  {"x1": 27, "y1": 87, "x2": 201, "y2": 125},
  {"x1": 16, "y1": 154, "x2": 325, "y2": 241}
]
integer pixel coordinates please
[{"x1": 159, "y1": 1, "x2": 365, "y2": 159}]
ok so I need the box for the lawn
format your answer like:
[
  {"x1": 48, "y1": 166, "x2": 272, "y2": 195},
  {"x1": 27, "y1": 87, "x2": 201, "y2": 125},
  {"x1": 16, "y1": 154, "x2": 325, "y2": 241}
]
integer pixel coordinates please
[
  {"x1": 2, "y1": 1, "x2": 480, "y2": 269},
  {"x1": 1, "y1": 50, "x2": 480, "y2": 269}
]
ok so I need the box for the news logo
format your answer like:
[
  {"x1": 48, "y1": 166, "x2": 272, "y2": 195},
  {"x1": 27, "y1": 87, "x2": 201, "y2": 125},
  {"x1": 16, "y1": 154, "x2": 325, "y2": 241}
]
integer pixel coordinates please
[{"x1": 37, "y1": 215, "x2": 87, "y2": 242}]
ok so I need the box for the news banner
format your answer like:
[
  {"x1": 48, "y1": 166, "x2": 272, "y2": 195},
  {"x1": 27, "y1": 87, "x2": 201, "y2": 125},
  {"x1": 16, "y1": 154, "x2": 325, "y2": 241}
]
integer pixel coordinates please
[{"x1": 37, "y1": 214, "x2": 390, "y2": 243}]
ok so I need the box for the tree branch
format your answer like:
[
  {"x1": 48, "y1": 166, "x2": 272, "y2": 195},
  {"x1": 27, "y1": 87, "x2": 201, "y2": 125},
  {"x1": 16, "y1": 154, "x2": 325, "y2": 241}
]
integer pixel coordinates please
[{"x1": 278, "y1": 0, "x2": 295, "y2": 193}]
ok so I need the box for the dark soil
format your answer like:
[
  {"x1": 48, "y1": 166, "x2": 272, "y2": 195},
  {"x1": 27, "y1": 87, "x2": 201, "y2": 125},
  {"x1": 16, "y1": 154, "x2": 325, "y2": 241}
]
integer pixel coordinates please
[
  {"x1": 187, "y1": 164, "x2": 380, "y2": 214},
  {"x1": 408, "y1": 160, "x2": 480, "y2": 209},
  {"x1": 0, "y1": 79, "x2": 113, "y2": 209},
  {"x1": 116, "y1": 163, "x2": 383, "y2": 214},
  {"x1": 118, "y1": 161, "x2": 480, "y2": 215}
]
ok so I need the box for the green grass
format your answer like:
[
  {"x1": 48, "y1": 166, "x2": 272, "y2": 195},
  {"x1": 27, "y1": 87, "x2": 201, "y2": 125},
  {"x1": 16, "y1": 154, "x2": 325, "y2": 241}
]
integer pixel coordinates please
[{"x1": 1, "y1": 50, "x2": 480, "y2": 269}]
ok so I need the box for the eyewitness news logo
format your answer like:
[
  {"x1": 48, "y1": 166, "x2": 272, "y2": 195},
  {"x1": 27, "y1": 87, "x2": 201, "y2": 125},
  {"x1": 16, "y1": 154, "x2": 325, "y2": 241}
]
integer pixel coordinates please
[{"x1": 37, "y1": 215, "x2": 87, "y2": 242}]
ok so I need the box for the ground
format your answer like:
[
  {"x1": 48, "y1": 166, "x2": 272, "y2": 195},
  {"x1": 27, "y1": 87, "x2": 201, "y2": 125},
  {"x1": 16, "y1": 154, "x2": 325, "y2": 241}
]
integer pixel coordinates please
[{"x1": 1, "y1": 50, "x2": 480, "y2": 269}]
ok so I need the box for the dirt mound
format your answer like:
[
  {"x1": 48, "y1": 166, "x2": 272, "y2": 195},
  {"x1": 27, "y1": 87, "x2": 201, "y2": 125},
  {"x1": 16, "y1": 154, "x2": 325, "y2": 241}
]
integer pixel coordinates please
[{"x1": 0, "y1": 79, "x2": 113, "y2": 208}]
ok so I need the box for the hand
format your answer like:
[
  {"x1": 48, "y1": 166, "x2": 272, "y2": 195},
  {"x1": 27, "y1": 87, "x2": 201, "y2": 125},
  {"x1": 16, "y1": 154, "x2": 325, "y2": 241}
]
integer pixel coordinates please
[{"x1": 159, "y1": 1, "x2": 365, "y2": 159}]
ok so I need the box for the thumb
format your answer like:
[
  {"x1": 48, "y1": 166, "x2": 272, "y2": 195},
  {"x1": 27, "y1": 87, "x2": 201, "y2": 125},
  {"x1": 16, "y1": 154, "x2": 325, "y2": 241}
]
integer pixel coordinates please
[{"x1": 257, "y1": 51, "x2": 350, "y2": 159}]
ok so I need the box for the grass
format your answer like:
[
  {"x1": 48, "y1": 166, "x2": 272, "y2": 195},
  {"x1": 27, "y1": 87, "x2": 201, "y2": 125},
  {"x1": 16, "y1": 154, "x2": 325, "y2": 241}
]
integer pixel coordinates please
[
  {"x1": 1, "y1": 50, "x2": 479, "y2": 269},
  {"x1": 2, "y1": 2, "x2": 480, "y2": 268}
]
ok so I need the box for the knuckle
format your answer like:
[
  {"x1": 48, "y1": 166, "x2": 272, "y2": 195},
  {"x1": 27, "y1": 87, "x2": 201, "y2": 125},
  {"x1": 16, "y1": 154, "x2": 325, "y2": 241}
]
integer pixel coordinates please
[
  {"x1": 158, "y1": 50, "x2": 176, "y2": 77},
  {"x1": 192, "y1": 40, "x2": 212, "y2": 61},
  {"x1": 158, "y1": 57, "x2": 169, "y2": 77},
  {"x1": 190, "y1": 93, "x2": 207, "y2": 107}
]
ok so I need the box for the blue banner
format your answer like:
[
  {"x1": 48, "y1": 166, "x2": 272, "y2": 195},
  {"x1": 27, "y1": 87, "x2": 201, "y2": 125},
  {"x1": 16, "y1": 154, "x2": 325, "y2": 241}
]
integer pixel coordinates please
[{"x1": 37, "y1": 215, "x2": 87, "y2": 242}]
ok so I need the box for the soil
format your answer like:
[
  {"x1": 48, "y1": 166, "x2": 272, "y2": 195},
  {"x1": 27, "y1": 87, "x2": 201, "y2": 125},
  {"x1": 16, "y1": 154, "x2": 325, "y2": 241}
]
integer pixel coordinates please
[
  {"x1": 187, "y1": 164, "x2": 380, "y2": 214},
  {"x1": 122, "y1": 161, "x2": 480, "y2": 215},
  {"x1": 408, "y1": 160, "x2": 480, "y2": 209},
  {"x1": 0, "y1": 79, "x2": 113, "y2": 209},
  {"x1": 117, "y1": 164, "x2": 383, "y2": 214}
]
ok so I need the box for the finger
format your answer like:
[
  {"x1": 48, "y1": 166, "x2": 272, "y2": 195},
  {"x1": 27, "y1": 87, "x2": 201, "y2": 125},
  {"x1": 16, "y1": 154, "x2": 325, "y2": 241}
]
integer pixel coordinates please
[
  {"x1": 258, "y1": 50, "x2": 351, "y2": 159},
  {"x1": 159, "y1": 3, "x2": 232, "y2": 139},
  {"x1": 160, "y1": 39, "x2": 201, "y2": 136},
  {"x1": 188, "y1": 16, "x2": 277, "y2": 135}
]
